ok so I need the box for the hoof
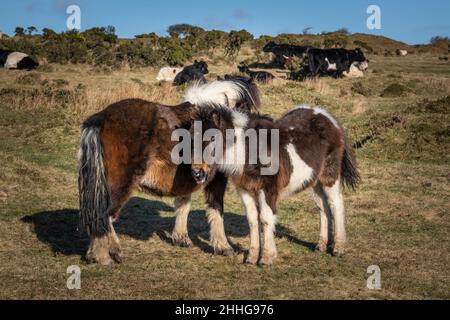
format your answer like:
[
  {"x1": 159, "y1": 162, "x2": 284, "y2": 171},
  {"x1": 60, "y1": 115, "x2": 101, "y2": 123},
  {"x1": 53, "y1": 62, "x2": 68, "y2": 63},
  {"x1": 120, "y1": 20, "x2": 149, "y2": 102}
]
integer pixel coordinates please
[
  {"x1": 172, "y1": 233, "x2": 193, "y2": 248},
  {"x1": 332, "y1": 243, "x2": 345, "y2": 257},
  {"x1": 258, "y1": 252, "x2": 277, "y2": 266},
  {"x1": 245, "y1": 248, "x2": 259, "y2": 265},
  {"x1": 245, "y1": 255, "x2": 258, "y2": 265},
  {"x1": 332, "y1": 249, "x2": 344, "y2": 257},
  {"x1": 315, "y1": 242, "x2": 328, "y2": 253},
  {"x1": 214, "y1": 246, "x2": 235, "y2": 256},
  {"x1": 109, "y1": 250, "x2": 123, "y2": 264},
  {"x1": 85, "y1": 253, "x2": 114, "y2": 266}
]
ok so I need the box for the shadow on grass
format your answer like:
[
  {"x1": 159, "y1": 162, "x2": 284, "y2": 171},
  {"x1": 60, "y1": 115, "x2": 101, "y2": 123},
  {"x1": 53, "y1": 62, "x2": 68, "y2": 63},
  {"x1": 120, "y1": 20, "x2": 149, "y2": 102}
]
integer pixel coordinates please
[{"x1": 21, "y1": 196, "x2": 315, "y2": 257}]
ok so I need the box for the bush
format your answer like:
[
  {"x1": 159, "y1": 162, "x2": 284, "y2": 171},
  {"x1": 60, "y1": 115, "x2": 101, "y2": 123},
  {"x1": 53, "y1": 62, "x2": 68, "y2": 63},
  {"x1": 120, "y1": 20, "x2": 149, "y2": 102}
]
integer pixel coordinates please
[
  {"x1": 380, "y1": 83, "x2": 409, "y2": 97},
  {"x1": 430, "y1": 36, "x2": 450, "y2": 45},
  {"x1": 323, "y1": 34, "x2": 348, "y2": 48},
  {"x1": 288, "y1": 56, "x2": 310, "y2": 81},
  {"x1": 225, "y1": 30, "x2": 253, "y2": 57}
]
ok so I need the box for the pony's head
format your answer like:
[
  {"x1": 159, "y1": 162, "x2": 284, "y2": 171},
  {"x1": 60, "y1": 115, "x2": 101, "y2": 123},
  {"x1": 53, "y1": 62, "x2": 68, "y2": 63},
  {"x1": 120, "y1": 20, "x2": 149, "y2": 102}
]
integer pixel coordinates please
[{"x1": 189, "y1": 106, "x2": 248, "y2": 184}]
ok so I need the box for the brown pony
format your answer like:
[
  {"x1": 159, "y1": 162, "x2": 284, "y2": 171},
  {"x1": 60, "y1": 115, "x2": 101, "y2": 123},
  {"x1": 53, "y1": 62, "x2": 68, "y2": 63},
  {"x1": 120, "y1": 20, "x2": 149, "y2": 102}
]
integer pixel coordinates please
[
  {"x1": 190, "y1": 105, "x2": 360, "y2": 266},
  {"x1": 78, "y1": 80, "x2": 259, "y2": 265}
]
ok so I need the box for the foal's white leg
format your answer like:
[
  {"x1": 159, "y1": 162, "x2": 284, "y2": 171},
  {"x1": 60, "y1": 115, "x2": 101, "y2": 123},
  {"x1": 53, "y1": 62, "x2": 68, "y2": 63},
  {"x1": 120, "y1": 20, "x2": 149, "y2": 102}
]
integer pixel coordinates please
[
  {"x1": 323, "y1": 180, "x2": 346, "y2": 256},
  {"x1": 258, "y1": 191, "x2": 277, "y2": 265},
  {"x1": 237, "y1": 189, "x2": 260, "y2": 264},
  {"x1": 206, "y1": 207, "x2": 234, "y2": 256},
  {"x1": 172, "y1": 195, "x2": 193, "y2": 247},
  {"x1": 311, "y1": 184, "x2": 332, "y2": 253}
]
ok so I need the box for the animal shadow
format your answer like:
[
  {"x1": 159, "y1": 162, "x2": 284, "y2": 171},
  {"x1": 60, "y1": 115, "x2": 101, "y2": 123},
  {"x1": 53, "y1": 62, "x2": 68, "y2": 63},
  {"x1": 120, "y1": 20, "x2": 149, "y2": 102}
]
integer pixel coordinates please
[{"x1": 22, "y1": 196, "x2": 315, "y2": 257}]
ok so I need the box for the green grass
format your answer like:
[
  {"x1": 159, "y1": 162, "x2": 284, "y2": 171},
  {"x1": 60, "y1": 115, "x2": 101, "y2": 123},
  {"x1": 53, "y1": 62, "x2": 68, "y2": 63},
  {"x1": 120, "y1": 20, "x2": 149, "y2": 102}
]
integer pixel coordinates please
[{"x1": 0, "y1": 53, "x2": 449, "y2": 299}]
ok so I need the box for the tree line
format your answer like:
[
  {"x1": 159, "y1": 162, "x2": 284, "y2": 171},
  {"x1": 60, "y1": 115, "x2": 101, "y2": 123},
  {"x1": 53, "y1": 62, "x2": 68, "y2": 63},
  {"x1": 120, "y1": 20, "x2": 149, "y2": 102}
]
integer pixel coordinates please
[
  {"x1": 0, "y1": 24, "x2": 256, "y2": 68},
  {"x1": 2, "y1": 24, "x2": 447, "y2": 68}
]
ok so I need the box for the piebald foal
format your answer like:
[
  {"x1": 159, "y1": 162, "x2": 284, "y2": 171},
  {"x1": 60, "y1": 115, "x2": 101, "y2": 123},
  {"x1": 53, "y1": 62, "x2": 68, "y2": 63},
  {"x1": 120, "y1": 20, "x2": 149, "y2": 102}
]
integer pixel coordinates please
[{"x1": 191, "y1": 105, "x2": 359, "y2": 265}]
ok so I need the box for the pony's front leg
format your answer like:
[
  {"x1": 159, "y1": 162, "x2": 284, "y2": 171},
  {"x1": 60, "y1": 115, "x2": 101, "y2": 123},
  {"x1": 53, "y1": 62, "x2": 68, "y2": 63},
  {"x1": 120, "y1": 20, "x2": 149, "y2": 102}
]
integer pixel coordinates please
[
  {"x1": 172, "y1": 195, "x2": 193, "y2": 247},
  {"x1": 258, "y1": 191, "x2": 278, "y2": 266},
  {"x1": 204, "y1": 172, "x2": 234, "y2": 256},
  {"x1": 237, "y1": 189, "x2": 260, "y2": 264}
]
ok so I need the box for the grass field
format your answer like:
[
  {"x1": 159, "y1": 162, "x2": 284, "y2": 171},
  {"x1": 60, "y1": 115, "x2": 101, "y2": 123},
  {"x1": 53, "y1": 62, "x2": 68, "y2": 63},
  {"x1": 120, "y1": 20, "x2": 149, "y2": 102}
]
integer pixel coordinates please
[{"x1": 0, "y1": 52, "x2": 449, "y2": 299}]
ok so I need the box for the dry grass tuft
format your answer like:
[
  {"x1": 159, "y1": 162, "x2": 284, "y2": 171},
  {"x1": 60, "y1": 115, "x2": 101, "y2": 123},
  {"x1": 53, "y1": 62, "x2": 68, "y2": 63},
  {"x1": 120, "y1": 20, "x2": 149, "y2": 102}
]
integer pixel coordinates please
[{"x1": 302, "y1": 78, "x2": 334, "y2": 95}]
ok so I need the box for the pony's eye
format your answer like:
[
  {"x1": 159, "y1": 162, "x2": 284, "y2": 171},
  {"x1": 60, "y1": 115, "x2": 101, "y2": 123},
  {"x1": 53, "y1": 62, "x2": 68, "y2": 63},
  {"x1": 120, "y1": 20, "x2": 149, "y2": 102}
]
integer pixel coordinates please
[{"x1": 211, "y1": 136, "x2": 215, "y2": 142}]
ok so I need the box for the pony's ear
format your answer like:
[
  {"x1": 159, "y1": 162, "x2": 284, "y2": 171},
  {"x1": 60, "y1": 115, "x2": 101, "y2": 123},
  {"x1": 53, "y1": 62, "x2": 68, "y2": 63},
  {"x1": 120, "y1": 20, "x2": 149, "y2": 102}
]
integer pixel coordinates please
[{"x1": 194, "y1": 59, "x2": 198, "y2": 64}]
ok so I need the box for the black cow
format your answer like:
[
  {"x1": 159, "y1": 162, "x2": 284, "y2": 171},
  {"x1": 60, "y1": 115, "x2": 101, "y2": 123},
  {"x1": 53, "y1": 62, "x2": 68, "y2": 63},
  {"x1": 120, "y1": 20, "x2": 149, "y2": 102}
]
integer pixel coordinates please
[
  {"x1": 307, "y1": 48, "x2": 367, "y2": 78},
  {"x1": 238, "y1": 65, "x2": 275, "y2": 84},
  {"x1": 263, "y1": 41, "x2": 311, "y2": 68},
  {"x1": 173, "y1": 60, "x2": 208, "y2": 86},
  {"x1": 0, "y1": 49, "x2": 39, "y2": 70}
]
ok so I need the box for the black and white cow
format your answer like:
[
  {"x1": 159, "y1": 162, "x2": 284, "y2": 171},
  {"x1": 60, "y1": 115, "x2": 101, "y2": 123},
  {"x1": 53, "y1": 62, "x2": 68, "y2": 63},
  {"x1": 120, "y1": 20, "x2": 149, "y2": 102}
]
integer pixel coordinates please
[
  {"x1": 173, "y1": 60, "x2": 208, "y2": 86},
  {"x1": 307, "y1": 48, "x2": 367, "y2": 78},
  {"x1": 263, "y1": 41, "x2": 311, "y2": 68},
  {"x1": 0, "y1": 50, "x2": 39, "y2": 70}
]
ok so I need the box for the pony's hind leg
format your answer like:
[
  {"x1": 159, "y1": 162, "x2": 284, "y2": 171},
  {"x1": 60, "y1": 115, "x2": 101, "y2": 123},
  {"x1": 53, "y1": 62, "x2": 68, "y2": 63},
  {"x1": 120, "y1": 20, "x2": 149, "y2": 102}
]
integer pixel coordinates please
[
  {"x1": 311, "y1": 183, "x2": 333, "y2": 253},
  {"x1": 237, "y1": 189, "x2": 260, "y2": 264},
  {"x1": 323, "y1": 179, "x2": 346, "y2": 256},
  {"x1": 172, "y1": 196, "x2": 193, "y2": 247},
  {"x1": 204, "y1": 172, "x2": 234, "y2": 256},
  {"x1": 258, "y1": 190, "x2": 277, "y2": 266},
  {"x1": 86, "y1": 217, "x2": 122, "y2": 265},
  {"x1": 85, "y1": 169, "x2": 133, "y2": 265}
]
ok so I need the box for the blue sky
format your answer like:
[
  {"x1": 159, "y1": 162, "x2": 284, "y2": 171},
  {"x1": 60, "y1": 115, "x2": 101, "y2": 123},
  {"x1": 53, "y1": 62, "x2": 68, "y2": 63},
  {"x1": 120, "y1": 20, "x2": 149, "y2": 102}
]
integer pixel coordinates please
[{"x1": 0, "y1": 0, "x2": 449, "y2": 44}]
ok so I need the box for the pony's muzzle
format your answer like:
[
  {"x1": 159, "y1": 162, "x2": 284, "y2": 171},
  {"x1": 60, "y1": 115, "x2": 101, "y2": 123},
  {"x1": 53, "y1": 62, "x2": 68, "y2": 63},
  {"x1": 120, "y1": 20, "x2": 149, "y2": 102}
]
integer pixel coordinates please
[{"x1": 191, "y1": 168, "x2": 207, "y2": 184}]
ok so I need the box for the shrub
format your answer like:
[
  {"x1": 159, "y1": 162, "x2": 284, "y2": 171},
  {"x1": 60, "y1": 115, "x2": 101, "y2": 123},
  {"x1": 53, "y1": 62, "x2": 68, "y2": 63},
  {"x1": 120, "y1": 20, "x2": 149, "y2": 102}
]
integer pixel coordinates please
[
  {"x1": 225, "y1": 30, "x2": 253, "y2": 57},
  {"x1": 380, "y1": 83, "x2": 408, "y2": 97},
  {"x1": 323, "y1": 34, "x2": 348, "y2": 48},
  {"x1": 430, "y1": 36, "x2": 450, "y2": 45}
]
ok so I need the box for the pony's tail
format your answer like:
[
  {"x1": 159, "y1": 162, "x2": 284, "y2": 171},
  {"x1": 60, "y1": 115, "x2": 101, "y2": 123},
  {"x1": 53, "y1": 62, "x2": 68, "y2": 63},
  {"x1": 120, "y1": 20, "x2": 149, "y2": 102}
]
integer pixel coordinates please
[
  {"x1": 78, "y1": 125, "x2": 111, "y2": 236},
  {"x1": 341, "y1": 135, "x2": 360, "y2": 190}
]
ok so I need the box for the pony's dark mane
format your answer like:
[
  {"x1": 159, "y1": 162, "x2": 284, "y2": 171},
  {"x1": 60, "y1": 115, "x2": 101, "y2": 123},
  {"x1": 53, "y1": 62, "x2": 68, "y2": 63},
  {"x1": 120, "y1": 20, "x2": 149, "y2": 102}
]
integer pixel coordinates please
[
  {"x1": 248, "y1": 112, "x2": 274, "y2": 122},
  {"x1": 224, "y1": 76, "x2": 261, "y2": 112},
  {"x1": 192, "y1": 103, "x2": 236, "y2": 125}
]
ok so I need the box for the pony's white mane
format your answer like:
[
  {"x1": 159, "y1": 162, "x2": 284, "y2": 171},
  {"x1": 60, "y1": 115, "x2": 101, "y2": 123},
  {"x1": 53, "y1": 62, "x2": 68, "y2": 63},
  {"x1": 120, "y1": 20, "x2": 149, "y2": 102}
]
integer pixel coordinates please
[{"x1": 182, "y1": 80, "x2": 255, "y2": 108}]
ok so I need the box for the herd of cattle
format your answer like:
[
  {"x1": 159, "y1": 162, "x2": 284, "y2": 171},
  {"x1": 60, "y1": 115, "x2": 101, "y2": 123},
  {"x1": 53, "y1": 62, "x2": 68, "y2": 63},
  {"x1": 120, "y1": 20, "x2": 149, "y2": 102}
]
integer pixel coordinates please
[
  {"x1": 3, "y1": 41, "x2": 407, "y2": 84},
  {"x1": 157, "y1": 42, "x2": 371, "y2": 85}
]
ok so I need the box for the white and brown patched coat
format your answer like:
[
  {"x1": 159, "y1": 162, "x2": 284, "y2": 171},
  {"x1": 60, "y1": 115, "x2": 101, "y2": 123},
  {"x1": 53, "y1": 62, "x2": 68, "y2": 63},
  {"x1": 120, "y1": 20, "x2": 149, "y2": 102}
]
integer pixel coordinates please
[{"x1": 192, "y1": 105, "x2": 359, "y2": 266}]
